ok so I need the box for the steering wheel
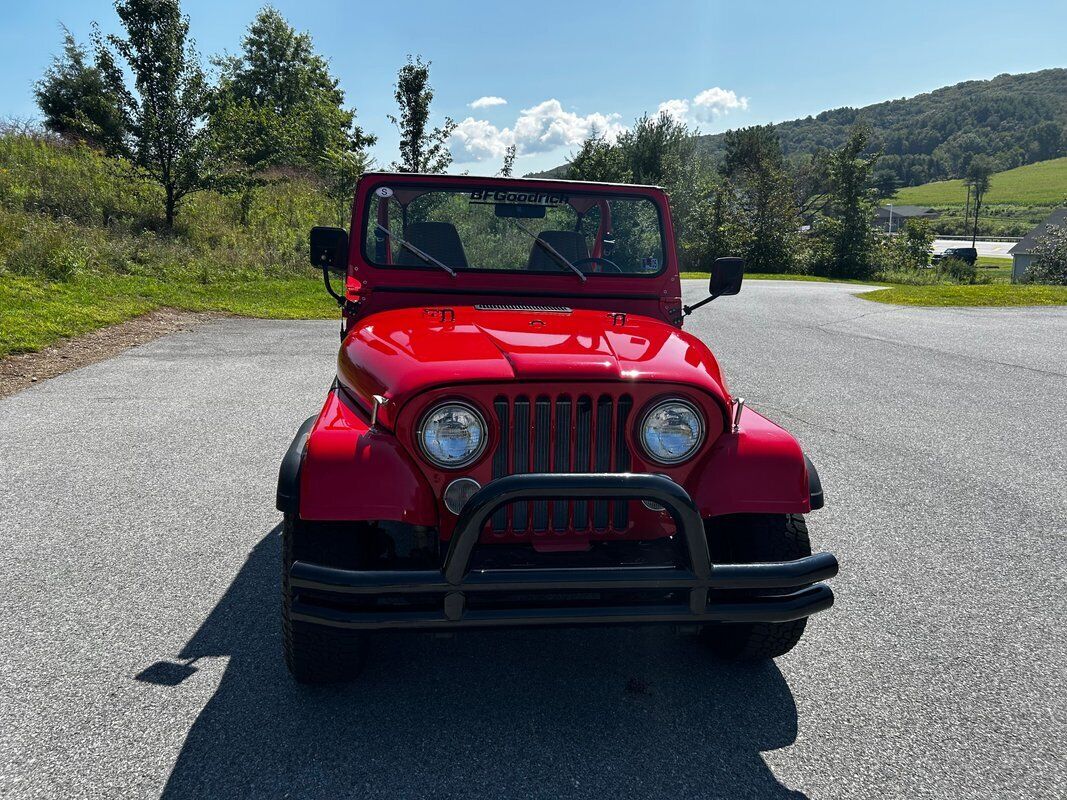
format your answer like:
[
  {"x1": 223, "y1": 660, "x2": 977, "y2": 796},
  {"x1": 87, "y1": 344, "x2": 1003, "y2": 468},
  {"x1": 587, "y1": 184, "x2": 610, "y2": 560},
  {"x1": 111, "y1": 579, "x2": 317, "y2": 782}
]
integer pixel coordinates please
[{"x1": 572, "y1": 256, "x2": 624, "y2": 274}]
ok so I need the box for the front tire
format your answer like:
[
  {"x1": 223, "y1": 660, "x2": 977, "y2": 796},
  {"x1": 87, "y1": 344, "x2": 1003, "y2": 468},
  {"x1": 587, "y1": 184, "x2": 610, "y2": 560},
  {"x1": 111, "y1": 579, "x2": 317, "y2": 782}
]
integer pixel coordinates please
[
  {"x1": 281, "y1": 513, "x2": 372, "y2": 684},
  {"x1": 701, "y1": 513, "x2": 812, "y2": 661}
]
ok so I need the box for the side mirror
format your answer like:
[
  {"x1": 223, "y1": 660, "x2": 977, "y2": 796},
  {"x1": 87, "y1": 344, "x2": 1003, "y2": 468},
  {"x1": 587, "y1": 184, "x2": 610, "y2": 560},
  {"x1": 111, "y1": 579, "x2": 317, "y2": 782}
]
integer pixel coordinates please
[
  {"x1": 682, "y1": 256, "x2": 745, "y2": 318},
  {"x1": 709, "y1": 256, "x2": 744, "y2": 298},
  {"x1": 310, "y1": 226, "x2": 348, "y2": 273}
]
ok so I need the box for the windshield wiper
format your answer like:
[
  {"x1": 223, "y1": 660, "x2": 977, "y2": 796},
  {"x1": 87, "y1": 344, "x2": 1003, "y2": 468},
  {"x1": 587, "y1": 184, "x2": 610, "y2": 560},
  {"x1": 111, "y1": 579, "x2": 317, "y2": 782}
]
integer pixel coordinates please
[
  {"x1": 505, "y1": 219, "x2": 586, "y2": 283},
  {"x1": 375, "y1": 223, "x2": 456, "y2": 277}
]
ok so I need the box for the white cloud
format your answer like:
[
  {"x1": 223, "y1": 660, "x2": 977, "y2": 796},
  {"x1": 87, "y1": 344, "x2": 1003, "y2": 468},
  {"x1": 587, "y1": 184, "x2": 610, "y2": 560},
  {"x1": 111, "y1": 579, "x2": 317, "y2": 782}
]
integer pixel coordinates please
[
  {"x1": 469, "y1": 95, "x2": 508, "y2": 109},
  {"x1": 512, "y1": 99, "x2": 625, "y2": 154},
  {"x1": 450, "y1": 98, "x2": 627, "y2": 164},
  {"x1": 657, "y1": 98, "x2": 690, "y2": 122},
  {"x1": 451, "y1": 117, "x2": 511, "y2": 162},
  {"x1": 692, "y1": 87, "x2": 748, "y2": 117},
  {"x1": 657, "y1": 87, "x2": 749, "y2": 125}
]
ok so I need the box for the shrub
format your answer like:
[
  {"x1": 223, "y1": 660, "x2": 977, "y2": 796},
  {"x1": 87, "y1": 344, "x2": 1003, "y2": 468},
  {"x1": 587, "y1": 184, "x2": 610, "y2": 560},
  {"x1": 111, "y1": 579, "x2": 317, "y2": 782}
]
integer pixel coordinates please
[
  {"x1": 0, "y1": 132, "x2": 335, "y2": 283},
  {"x1": 938, "y1": 256, "x2": 981, "y2": 284},
  {"x1": 3, "y1": 214, "x2": 93, "y2": 280},
  {"x1": 0, "y1": 133, "x2": 158, "y2": 226},
  {"x1": 874, "y1": 257, "x2": 989, "y2": 286}
]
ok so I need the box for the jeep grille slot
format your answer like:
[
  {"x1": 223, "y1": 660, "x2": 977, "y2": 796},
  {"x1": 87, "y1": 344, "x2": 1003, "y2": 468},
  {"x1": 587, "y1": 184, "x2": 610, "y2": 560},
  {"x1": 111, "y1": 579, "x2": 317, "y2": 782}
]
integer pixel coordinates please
[
  {"x1": 474, "y1": 304, "x2": 572, "y2": 313},
  {"x1": 491, "y1": 393, "x2": 633, "y2": 535}
]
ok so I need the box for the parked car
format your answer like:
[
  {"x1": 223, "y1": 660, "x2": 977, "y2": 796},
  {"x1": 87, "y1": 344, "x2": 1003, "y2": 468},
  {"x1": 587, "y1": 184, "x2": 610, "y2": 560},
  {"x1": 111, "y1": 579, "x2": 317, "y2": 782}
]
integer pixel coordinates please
[
  {"x1": 933, "y1": 246, "x2": 978, "y2": 265},
  {"x1": 277, "y1": 173, "x2": 838, "y2": 684}
]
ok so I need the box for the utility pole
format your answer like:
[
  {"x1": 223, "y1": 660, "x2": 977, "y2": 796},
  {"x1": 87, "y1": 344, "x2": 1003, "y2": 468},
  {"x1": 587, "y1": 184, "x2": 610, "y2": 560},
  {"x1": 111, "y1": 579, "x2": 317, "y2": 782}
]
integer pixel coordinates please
[
  {"x1": 964, "y1": 184, "x2": 972, "y2": 237},
  {"x1": 887, "y1": 203, "x2": 894, "y2": 235}
]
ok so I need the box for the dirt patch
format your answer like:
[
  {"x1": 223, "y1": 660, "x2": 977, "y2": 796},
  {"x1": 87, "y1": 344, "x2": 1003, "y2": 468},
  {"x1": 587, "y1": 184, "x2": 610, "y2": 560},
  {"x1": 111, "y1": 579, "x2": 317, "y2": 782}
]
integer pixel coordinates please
[{"x1": 0, "y1": 308, "x2": 219, "y2": 400}]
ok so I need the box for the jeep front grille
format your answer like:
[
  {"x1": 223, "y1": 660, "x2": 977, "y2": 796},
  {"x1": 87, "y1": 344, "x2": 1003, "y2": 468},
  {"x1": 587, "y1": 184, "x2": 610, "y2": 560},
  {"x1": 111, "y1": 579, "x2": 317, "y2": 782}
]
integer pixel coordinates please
[{"x1": 491, "y1": 394, "x2": 633, "y2": 534}]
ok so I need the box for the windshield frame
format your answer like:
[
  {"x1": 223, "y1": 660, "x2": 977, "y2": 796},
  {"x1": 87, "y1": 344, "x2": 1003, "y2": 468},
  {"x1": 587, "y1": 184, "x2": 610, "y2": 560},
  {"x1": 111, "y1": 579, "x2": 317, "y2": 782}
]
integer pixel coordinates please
[{"x1": 357, "y1": 178, "x2": 669, "y2": 280}]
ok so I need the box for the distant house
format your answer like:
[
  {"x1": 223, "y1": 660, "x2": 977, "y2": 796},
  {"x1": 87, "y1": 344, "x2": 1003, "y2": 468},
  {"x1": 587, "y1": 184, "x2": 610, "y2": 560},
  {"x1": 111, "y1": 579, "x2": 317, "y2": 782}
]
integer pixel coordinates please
[
  {"x1": 1009, "y1": 208, "x2": 1067, "y2": 282},
  {"x1": 874, "y1": 205, "x2": 939, "y2": 232}
]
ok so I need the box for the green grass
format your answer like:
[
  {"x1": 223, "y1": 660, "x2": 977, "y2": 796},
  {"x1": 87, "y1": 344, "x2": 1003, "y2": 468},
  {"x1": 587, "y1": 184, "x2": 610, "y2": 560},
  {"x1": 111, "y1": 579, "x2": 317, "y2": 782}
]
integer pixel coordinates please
[
  {"x1": 680, "y1": 272, "x2": 884, "y2": 284},
  {"x1": 0, "y1": 275, "x2": 335, "y2": 357},
  {"x1": 860, "y1": 284, "x2": 1067, "y2": 307},
  {"x1": 893, "y1": 157, "x2": 1067, "y2": 207}
]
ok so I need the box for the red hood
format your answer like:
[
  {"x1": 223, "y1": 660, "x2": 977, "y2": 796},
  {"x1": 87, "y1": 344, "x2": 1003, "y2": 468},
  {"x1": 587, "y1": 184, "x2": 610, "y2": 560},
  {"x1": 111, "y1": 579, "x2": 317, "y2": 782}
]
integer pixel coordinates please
[{"x1": 337, "y1": 306, "x2": 731, "y2": 426}]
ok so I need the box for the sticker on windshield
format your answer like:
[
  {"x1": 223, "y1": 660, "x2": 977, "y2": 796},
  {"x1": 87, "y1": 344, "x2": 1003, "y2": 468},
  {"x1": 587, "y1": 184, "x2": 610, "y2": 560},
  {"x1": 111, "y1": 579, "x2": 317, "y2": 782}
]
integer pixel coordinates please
[
  {"x1": 469, "y1": 188, "x2": 568, "y2": 206},
  {"x1": 375, "y1": 186, "x2": 394, "y2": 198}
]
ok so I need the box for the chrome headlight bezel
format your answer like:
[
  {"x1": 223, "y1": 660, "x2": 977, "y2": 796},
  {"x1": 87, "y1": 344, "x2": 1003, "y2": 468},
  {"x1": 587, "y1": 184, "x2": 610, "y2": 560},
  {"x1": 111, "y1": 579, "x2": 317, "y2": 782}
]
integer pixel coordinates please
[
  {"x1": 639, "y1": 398, "x2": 705, "y2": 465},
  {"x1": 417, "y1": 401, "x2": 488, "y2": 469}
]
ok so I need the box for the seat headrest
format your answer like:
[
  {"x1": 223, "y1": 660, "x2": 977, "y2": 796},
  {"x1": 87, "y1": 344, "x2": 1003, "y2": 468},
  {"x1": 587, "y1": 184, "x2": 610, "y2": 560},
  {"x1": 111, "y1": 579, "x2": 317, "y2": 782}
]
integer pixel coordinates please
[
  {"x1": 526, "y1": 230, "x2": 589, "y2": 271},
  {"x1": 395, "y1": 221, "x2": 469, "y2": 269}
]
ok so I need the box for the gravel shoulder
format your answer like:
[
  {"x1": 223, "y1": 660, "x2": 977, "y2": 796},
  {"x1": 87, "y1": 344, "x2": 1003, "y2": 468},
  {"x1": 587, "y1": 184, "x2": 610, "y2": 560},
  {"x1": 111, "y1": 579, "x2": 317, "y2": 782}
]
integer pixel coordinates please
[{"x1": 0, "y1": 308, "x2": 215, "y2": 399}]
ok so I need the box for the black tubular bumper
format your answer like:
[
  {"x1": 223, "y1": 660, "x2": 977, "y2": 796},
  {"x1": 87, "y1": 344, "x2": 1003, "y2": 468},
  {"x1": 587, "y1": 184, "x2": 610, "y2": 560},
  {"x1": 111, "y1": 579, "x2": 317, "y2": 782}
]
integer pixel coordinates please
[{"x1": 288, "y1": 474, "x2": 839, "y2": 631}]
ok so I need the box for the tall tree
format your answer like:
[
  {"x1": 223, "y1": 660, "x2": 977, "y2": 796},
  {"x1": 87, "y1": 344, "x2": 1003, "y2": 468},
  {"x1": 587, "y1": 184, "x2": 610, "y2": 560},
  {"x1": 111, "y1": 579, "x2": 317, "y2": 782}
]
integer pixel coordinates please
[
  {"x1": 566, "y1": 130, "x2": 629, "y2": 183},
  {"x1": 615, "y1": 112, "x2": 694, "y2": 185},
  {"x1": 109, "y1": 0, "x2": 216, "y2": 228},
  {"x1": 210, "y1": 7, "x2": 374, "y2": 172},
  {"x1": 35, "y1": 26, "x2": 131, "y2": 156},
  {"x1": 965, "y1": 156, "x2": 993, "y2": 246},
  {"x1": 717, "y1": 126, "x2": 800, "y2": 271},
  {"x1": 810, "y1": 125, "x2": 880, "y2": 279},
  {"x1": 498, "y1": 144, "x2": 516, "y2": 177},
  {"x1": 388, "y1": 56, "x2": 456, "y2": 173}
]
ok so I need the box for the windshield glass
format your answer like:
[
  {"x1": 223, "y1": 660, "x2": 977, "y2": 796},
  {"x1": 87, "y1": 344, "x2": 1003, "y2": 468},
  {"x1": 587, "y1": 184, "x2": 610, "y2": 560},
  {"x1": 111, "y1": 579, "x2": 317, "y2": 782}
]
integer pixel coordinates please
[{"x1": 362, "y1": 184, "x2": 665, "y2": 276}]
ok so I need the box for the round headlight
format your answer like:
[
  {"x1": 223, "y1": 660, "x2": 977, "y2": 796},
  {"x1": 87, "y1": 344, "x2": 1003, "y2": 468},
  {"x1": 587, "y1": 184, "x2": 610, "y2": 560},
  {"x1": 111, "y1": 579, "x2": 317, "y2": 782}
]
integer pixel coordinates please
[
  {"x1": 418, "y1": 402, "x2": 487, "y2": 469},
  {"x1": 640, "y1": 399, "x2": 704, "y2": 465}
]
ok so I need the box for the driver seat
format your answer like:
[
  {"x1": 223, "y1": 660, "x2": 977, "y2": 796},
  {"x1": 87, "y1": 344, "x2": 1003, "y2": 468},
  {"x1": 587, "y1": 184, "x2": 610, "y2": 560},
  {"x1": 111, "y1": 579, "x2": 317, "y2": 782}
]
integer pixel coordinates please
[
  {"x1": 395, "y1": 221, "x2": 469, "y2": 269},
  {"x1": 526, "y1": 230, "x2": 588, "y2": 271}
]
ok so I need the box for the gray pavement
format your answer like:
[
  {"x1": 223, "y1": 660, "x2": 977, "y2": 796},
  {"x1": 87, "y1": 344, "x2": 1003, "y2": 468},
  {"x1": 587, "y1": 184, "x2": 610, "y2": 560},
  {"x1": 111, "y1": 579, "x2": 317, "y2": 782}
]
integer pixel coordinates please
[
  {"x1": 932, "y1": 238, "x2": 1016, "y2": 258},
  {"x1": 1, "y1": 280, "x2": 1065, "y2": 799}
]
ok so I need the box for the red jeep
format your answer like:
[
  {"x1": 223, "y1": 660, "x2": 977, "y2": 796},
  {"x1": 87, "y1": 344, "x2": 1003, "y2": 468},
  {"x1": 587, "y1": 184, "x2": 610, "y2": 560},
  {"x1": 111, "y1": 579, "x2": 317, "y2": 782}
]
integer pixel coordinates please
[{"x1": 277, "y1": 173, "x2": 837, "y2": 684}]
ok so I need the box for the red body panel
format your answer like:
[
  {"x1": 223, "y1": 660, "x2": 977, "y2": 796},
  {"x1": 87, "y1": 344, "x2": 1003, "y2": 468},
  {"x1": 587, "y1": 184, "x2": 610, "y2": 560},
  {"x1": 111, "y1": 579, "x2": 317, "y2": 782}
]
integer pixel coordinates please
[
  {"x1": 689, "y1": 406, "x2": 813, "y2": 517},
  {"x1": 299, "y1": 390, "x2": 438, "y2": 525},
  {"x1": 297, "y1": 173, "x2": 814, "y2": 533},
  {"x1": 299, "y1": 392, "x2": 812, "y2": 529},
  {"x1": 336, "y1": 305, "x2": 731, "y2": 430}
]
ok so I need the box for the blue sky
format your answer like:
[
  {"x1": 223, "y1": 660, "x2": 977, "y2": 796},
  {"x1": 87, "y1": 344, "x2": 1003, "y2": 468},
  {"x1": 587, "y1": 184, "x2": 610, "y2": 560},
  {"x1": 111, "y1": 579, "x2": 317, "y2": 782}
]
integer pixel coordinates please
[{"x1": 2, "y1": 0, "x2": 1065, "y2": 174}]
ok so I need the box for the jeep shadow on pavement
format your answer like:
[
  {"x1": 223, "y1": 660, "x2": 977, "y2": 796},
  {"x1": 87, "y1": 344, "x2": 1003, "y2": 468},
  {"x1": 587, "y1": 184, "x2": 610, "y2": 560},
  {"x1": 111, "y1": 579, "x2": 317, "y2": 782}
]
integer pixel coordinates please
[
  {"x1": 280, "y1": 172, "x2": 838, "y2": 684},
  {"x1": 157, "y1": 526, "x2": 811, "y2": 799}
]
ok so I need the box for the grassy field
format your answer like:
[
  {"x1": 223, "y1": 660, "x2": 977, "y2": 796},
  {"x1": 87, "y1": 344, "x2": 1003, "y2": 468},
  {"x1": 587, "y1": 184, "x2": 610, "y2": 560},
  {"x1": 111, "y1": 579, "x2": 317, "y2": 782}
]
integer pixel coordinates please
[
  {"x1": 680, "y1": 272, "x2": 883, "y2": 284},
  {"x1": 894, "y1": 157, "x2": 1067, "y2": 206},
  {"x1": 0, "y1": 275, "x2": 335, "y2": 358},
  {"x1": 860, "y1": 284, "x2": 1067, "y2": 307}
]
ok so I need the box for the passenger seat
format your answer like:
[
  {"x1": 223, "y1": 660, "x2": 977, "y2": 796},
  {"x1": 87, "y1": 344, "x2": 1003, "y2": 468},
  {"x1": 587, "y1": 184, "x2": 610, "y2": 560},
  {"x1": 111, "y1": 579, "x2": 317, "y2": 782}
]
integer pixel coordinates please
[{"x1": 526, "y1": 230, "x2": 588, "y2": 271}]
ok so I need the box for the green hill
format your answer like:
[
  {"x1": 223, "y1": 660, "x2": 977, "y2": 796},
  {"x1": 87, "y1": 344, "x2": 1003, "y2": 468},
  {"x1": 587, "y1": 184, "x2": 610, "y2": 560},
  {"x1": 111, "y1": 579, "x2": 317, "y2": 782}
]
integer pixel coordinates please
[
  {"x1": 694, "y1": 69, "x2": 1067, "y2": 188},
  {"x1": 889, "y1": 157, "x2": 1066, "y2": 236},
  {"x1": 893, "y1": 157, "x2": 1067, "y2": 206},
  {"x1": 540, "y1": 69, "x2": 1067, "y2": 187}
]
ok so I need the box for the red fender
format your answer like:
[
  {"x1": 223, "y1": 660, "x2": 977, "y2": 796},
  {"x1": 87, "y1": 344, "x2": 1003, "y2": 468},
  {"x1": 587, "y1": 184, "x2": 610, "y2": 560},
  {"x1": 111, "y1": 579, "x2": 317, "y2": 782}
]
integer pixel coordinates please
[
  {"x1": 298, "y1": 390, "x2": 439, "y2": 523},
  {"x1": 688, "y1": 407, "x2": 814, "y2": 517}
]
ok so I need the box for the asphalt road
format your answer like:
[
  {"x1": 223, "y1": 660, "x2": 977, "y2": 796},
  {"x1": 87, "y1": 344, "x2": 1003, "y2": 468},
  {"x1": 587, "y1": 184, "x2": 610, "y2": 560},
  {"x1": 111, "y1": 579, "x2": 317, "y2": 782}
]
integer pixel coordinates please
[
  {"x1": 1, "y1": 281, "x2": 1065, "y2": 799},
  {"x1": 932, "y1": 238, "x2": 1017, "y2": 258}
]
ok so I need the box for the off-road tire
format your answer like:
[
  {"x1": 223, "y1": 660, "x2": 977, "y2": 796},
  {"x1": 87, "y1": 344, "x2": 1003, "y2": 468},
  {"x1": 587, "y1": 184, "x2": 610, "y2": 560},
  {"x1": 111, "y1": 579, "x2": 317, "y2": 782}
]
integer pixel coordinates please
[
  {"x1": 281, "y1": 513, "x2": 372, "y2": 684},
  {"x1": 701, "y1": 513, "x2": 812, "y2": 661}
]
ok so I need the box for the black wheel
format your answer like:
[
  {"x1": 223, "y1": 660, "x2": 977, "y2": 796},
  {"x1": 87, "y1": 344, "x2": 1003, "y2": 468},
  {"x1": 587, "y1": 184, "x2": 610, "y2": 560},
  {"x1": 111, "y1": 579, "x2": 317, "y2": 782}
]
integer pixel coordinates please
[
  {"x1": 281, "y1": 513, "x2": 374, "y2": 684},
  {"x1": 701, "y1": 513, "x2": 812, "y2": 661}
]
